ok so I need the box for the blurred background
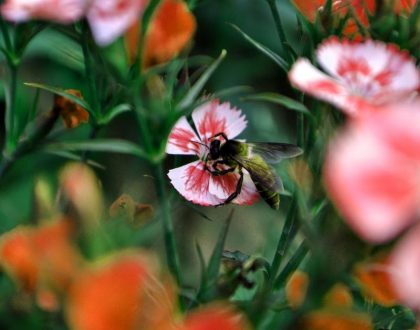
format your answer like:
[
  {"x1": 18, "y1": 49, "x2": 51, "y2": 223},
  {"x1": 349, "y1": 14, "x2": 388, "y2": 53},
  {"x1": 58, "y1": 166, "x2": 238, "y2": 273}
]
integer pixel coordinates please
[{"x1": 0, "y1": 0, "x2": 303, "y2": 287}]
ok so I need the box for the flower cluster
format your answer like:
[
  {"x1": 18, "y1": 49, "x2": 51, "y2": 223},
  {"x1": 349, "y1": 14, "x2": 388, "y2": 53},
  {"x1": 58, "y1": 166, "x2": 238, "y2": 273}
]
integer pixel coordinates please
[
  {"x1": 290, "y1": 35, "x2": 420, "y2": 313},
  {"x1": 1, "y1": 0, "x2": 196, "y2": 53}
]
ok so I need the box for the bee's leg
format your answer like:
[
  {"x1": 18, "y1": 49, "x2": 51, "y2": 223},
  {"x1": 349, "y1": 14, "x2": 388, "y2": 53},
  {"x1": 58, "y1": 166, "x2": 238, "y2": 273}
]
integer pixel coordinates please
[
  {"x1": 205, "y1": 161, "x2": 236, "y2": 176},
  {"x1": 211, "y1": 132, "x2": 228, "y2": 141},
  {"x1": 216, "y1": 168, "x2": 244, "y2": 207}
]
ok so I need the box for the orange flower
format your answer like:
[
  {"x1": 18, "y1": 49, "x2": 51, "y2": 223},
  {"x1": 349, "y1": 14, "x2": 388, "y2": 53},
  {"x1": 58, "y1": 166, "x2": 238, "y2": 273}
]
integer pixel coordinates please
[
  {"x1": 285, "y1": 270, "x2": 309, "y2": 308},
  {"x1": 126, "y1": 0, "x2": 196, "y2": 67},
  {"x1": 183, "y1": 304, "x2": 251, "y2": 330},
  {"x1": 302, "y1": 309, "x2": 372, "y2": 330},
  {"x1": 353, "y1": 254, "x2": 399, "y2": 306},
  {"x1": 292, "y1": 0, "x2": 414, "y2": 38},
  {"x1": 0, "y1": 219, "x2": 82, "y2": 310},
  {"x1": 54, "y1": 90, "x2": 89, "y2": 129},
  {"x1": 59, "y1": 163, "x2": 104, "y2": 228},
  {"x1": 66, "y1": 251, "x2": 177, "y2": 330}
]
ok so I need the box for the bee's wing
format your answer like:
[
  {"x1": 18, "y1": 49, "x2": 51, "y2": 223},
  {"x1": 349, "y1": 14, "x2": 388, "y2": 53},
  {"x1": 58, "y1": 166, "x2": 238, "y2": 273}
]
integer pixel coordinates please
[
  {"x1": 233, "y1": 155, "x2": 284, "y2": 194},
  {"x1": 248, "y1": 143, "x2": 302, "y2": 164}
]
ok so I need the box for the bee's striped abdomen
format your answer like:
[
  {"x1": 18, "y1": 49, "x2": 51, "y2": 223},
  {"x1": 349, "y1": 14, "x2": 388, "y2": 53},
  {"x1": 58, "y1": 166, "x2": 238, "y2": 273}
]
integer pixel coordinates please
[{"x1": 254, "y1": 181, "x2": 280, "y2": 210}]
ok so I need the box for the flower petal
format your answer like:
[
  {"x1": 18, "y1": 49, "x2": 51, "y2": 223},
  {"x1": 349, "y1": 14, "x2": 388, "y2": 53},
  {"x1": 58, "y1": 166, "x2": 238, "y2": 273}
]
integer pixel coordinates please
[
  {"x1": 324, "y1": 123, "x2": 419, "y2": 243},
  {"x1": 317, "y1": 38, "x2": 419, "y2": 103},
  {"x1": 192, "y1": 100, "x2": 247, "y2": 142},
  {"x1": 1, "y1": 0, "x2": 85, "y2": 23},
  {"x1": 209, "y1": 169, "x2": 259, "y2": 205},
  {"x1": 168, "y1": 161, "x2": 223, "y2": 206},
  {"x1": 390, "y1": 224, "x2": 420, "y2": 310},
  {"x1": 166, "y1": 116, "x2": 201, "y2": 155},
  {"x1": 289, "y1": 59, "x2": 353, "y2": 114},
  {"x1": 87, "y1": 0, "x2": 147, "y2": 46}
]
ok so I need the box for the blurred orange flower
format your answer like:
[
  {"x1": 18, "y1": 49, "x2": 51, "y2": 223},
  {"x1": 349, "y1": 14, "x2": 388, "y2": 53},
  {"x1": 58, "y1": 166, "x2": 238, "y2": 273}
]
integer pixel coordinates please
[
  {"x1": 126, "y1": 0, "x2": 196, "y2": 67},
  {"x1": 354, "y1": 254, "x2": 399, "y2": 307},
  {"x1": 292, "y1": 0, "x2": 415, "y2": 38},
  {"x1": 54, "y1": 90, "x2": 89, "y2": 129},
  {"x1": 60, "y1": 163, "x2": 104, "y2": 228},
  {"x1": 0, "y1": 219, "x2": 81, "y2": 310},
  {"x1": 66, "y1": 251, "x2": 178, "y2": 330},
  {"x1": 183, "y1": 304, "x2": 251, "y2": 330}
]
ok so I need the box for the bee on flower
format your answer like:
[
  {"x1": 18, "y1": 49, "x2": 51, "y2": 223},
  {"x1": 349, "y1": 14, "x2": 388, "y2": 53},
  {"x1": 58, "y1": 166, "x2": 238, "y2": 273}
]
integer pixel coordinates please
[{"x1": 166, "y1": 100, "x2": 302, "y2": 209}]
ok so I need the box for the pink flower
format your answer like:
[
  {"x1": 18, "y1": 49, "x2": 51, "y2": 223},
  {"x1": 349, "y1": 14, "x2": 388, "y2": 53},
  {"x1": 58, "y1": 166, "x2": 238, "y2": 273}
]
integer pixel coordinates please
[
  {"x1": 1, "y1": 0, "x2": 85, "y2": 23},
  {"x1": 166, "y1": 100, "x2": 259, "y2": 207},
  {"x1": 1, "y1": 0, "x2": 148, "y2": 46},
  {"x1": 87, "y1": 0, "x2": 147, "y2": 46},
  {"x1": 390, "y1": 224, "x2": 420, "y2": 311},
  {"x1": 324, "y1": 101, "x2": 420, "y2": 243},
  {"x1": 289, "y1": 37, "x2": 419, "y2": 116}
]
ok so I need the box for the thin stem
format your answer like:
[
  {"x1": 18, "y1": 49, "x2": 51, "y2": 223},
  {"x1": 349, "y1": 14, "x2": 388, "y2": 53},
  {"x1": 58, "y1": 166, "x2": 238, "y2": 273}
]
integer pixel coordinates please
[
  {"x1": 270, "y1": 198, "x2": 297, "y2": 284},
  {"x1": 266, "y1": 0, "x2": 295, "y2": 62},
  {"x1": 153, "y1": 162, "x2": 182, "y2": 286},
  {"x1": 4, "y1": 63, "x2": 18, "y2": 153},
  {"x1": 81, "y1": 23, "x2": 99, "y2": 117},
  {"x1": 0, "y1": 18, "x2": 12, "y2": 51}
]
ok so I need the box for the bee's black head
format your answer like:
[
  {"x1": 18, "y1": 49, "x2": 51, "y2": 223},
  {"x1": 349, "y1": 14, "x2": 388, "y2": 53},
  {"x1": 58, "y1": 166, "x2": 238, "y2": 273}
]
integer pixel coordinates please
[{"x1": 209, "y1": 139, "x2": 221, "y2": 160}]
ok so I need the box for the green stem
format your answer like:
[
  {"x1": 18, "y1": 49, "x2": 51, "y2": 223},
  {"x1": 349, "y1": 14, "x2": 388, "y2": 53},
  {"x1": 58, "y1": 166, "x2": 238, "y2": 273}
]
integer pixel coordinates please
[
  {"x1": 0, "y1": 18, "x2": 12, "y2": 51},
  {"x1": 81, "y1": 23, "x2": 99, "y2": 117},
  {"x1": 270, "y1": 198, "x2": 297, "y2": 284},
  {"x1": 5, "y1": 64, "x2": 18, "y2": 152},
  {"x1": 153, "y1": 162, "x2": 182, "y2": 286},
  {"x1": 266, "y1": 0, "x2": 295, "y2": 62}
]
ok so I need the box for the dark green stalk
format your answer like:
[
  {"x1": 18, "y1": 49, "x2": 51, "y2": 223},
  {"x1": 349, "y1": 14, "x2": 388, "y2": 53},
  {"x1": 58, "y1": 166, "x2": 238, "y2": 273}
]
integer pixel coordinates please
[
  {"x1": 153, "y1": 162, "x2": 182, "y2": 286},
  {"x1": 269, "y1": 198, "x2": 297, "y2": 285},
  {"x1": 266, "y1": 0, "x2": 295, "y2": 62},
  {"x1": 4, "y1": 64, "x2": 18, "y2": 152},
  {"x1": 81, "y1": 23, "x2": 99, "y2": 117},
  {"x1": 0, "y1": 18, "x2": 12, "y2": 51}
]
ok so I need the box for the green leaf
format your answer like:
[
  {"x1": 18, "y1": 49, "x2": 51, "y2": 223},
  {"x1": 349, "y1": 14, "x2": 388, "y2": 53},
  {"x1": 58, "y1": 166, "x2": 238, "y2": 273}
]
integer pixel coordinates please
[
  {"x1": 44, "y1": 139, "x2": 149, "y2": 160},
  {"x1": 24, "y1": 82, "x2": 92, "y2": 113},
  {"x1": 274, "y1": 241, "x2": 309, "y2": 290},
  {"x1": 43, "y1": 149, "x2": 105, "y2": 169},
  {"x1": 243, "y1": 93, "x2": 311, "y2": 116},
  {"x1": 214, "y1": 86, "x2": 254, "y2": 99},
  {"x1": 230, "y1": 24, "x2": 288, "y2": 72},
  {"x1": 98, "y1": 104, "x2": 132, "y2": 125},
  {"x1": 195, "y1": 241, "x2": 207, "y2": 291},
  {"x1": 205, "y1": 209, "x2": 234, "y2": 286},
  {"x1": 177, "y1": 49, "x2": 227, "y2": 111}
]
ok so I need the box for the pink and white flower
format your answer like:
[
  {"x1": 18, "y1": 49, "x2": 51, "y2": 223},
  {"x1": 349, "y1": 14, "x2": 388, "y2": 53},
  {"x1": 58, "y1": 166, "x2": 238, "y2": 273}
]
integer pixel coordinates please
[
  {"x1": 166, "y1": 100, "x2": 259, "y2": 206},
  {"x1": 289, "y1": 37, "x2": 419, "y2": 116},
  {"x1": 390, "y1": 224, "x2": 420, "y2": 311},
  {"x1": 1, "y1": 0, "x2": 86, "y2": 23},
  {"x1": 1, "y1": 0, "x2": 147, "y2": 46},
  {"x1": 86, "y1": 0, "x2": 147, "y2": 46},
  {"x1": 324, "y1": 101, "x2": 420, "y2": 243}
]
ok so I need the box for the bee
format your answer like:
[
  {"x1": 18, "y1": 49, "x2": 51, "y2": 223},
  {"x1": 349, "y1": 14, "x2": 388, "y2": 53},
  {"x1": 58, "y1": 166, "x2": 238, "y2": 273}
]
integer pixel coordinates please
[{"x1": 203, "y1": 132, "x2": 302, "y2": 209}]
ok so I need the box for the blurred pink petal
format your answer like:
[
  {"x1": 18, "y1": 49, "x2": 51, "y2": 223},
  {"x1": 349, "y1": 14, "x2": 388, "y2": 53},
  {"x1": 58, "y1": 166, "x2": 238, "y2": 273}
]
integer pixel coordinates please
[
  {"x1": 192, "y1": 100, "x2": 247, "y2": 142},
  {"x1": 87, "y1": 0, "x2": 147, "y2": 46},
  {"x1": 166, "y1": 116, "x2": 201, "y2": 155},
  {"x1": 289, "y1": 37, "x2": 419, "y2": 115},
  {"x1": 390, "y1": 224, "x2": 420, "y2": 310},
  {"x1": 324, "y1": 102, "x2": 420, "y2": 242},
  {"x1": 1, "y1": 0, "x2": 85, "y2": 23}
]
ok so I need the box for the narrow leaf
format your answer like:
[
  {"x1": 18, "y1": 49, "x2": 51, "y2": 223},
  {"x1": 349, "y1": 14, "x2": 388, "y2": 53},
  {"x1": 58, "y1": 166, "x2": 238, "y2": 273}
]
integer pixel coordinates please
[
  {"x1": 206, "y1": 209, "x2": 234, "y2": 285},
  {"x1": 177, "y1": 49, "x2": 227, "y2": 111},
  {"x1": 44, "y1": 139, "x2": 149, "y2": 160},
  {"x1": 196, "y1": 241, "x2": 207, "y2": 290},
  {"x1": 98, "y1": 104, "x2": 132, "y2": 125},
  {"x1": 243, "y1": 93, "x2": 311, "y2": 115},
  {"x1": 231, "y1": 24, "x2": 288, "y2": 72},
  {"x1": 24, "y1": 82, "x2": 92, "y2": 113},
  {"x1": 43, "y1": 149, "x2": 105, "y2": 169}
]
